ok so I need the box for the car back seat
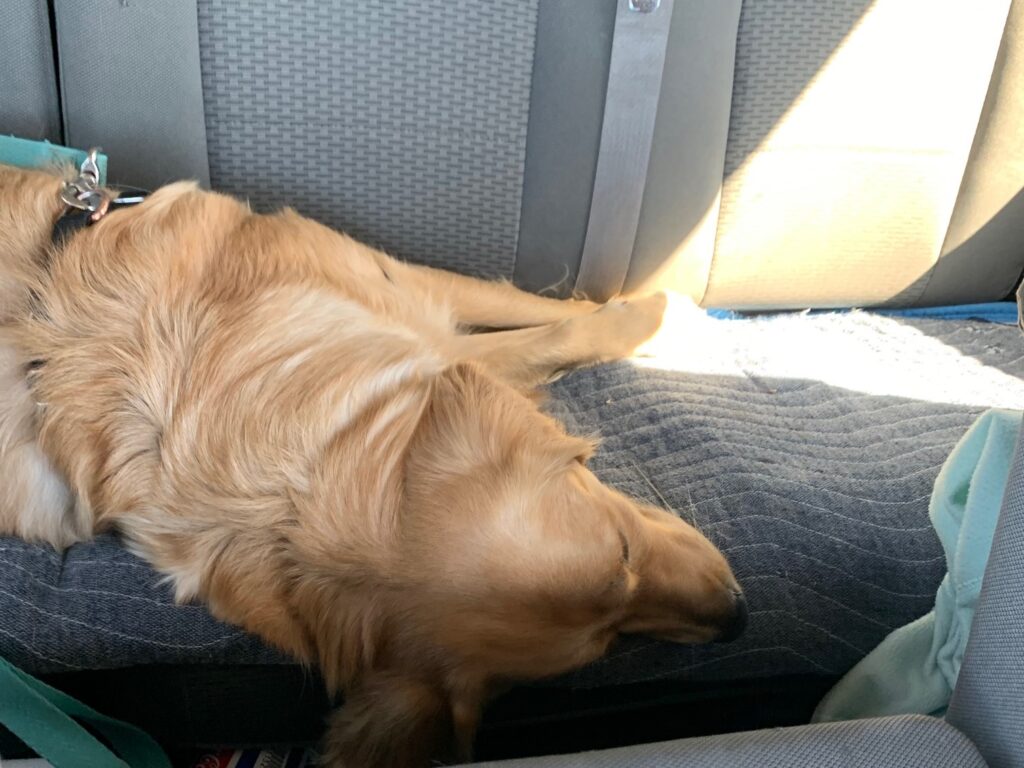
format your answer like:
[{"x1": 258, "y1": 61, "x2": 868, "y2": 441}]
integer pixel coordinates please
[
  {"x1": 2, "y1": 0, "x2": 1024, "y2": 762},
  {"x1": 4, "y1": 0, "x2": 1023, "y2": 308}
]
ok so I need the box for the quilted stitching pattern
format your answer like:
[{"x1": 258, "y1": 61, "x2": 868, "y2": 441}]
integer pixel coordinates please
[
  {"x1": 541, "y1": 313, "x2": 1024, "y2": 688},
  {"x1": 0, "y1": 314, "x2": 1022, "y2": 683},
  {"x1": 195, "y1": 0, "x2": 538, "y2": 277},
  {"x1": 0, "y1": 537, "x2": 283, "y2": 672}
]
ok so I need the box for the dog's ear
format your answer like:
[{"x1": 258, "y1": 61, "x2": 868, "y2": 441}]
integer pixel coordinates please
[
  {"x1": 532, "y1": 432, "x2": 599, "y2": 474},
  {"x1": 322, "y1": 673, "x2": 455, "y2": 768},
  {"x1": 415, "y1": 362, "x2": 600, "y2": 469},
  {"x1": 307, "y1": 374, "x2": 436, "y2": 547}
]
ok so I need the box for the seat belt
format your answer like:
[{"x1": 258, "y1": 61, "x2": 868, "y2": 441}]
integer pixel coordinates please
[
  {"x1": 575, "y1": 0, "x2": 675, "y2": 301},
  {"x1": 51, "y1": 0, "x2": 210, "y2": 189}
]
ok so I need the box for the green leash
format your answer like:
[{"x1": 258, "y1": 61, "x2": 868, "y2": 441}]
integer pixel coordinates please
[
  {"x1": 0, "y1": 656, "x2": 170, "y2": 768},
  {"x1": 0, "y1": 136, "x2": 108, "y2": 184}
]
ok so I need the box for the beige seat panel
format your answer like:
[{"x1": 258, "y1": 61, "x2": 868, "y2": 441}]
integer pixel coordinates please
[
  {"x1": 703, "y1": 0, "x2": 1013, "y2": 310},
  {"x1": 918, "y1": 0, "x2": 1024, "y2": 307}
]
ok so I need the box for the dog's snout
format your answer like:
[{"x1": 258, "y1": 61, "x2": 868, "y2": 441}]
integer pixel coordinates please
[{"x1": 714, "y1": 590, "x2": 747, "y2": 643}]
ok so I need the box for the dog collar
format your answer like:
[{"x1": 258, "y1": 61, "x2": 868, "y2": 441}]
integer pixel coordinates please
[{"x1": 53, "y1": 149, "x2": 148, "y2": 244}]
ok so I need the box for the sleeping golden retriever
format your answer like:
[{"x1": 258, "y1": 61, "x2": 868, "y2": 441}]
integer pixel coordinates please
[{"x1": 0, "y1": 164, "x2": 744, "y2": 767}]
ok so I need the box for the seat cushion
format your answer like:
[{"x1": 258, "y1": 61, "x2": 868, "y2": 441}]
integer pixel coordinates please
[
  {"x1": 469, "y1": 714, "x2": 987, "y2": 768},
  {"x1": 0, "y1": 533, "x2": 283, "y2": 673},
  {"x1": 0, "y1": 311, "x2": 1021, "y2": 748},
  {"x1": 2, "y1": 311, "x2": 1024, "y2": 678},
  {"x1": 540, "y1": 310, "x2": 1024, "y2": 689}
]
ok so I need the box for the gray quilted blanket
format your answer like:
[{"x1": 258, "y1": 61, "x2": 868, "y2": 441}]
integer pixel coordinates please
[{"x1": 3, "y1": 310, "x2": 1024, "y2": 687}]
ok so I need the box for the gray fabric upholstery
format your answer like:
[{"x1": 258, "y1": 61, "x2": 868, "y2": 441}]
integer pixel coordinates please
[
  {"x1": 0, "y1": 313, "x2": 1021, "y2": 683},
  {"x1": 513, "y1": 0, "x2": 616, "y2": 295},
  {"x1": 197, "y1": 0, "x2": 537, "y2": 278},
  {"x1": 468, "y1": 715, "x2": 986, "y2": 767},
  {"x1": 575, "y1": 0, "x2": 675, "y2": 301},
  {"x1": 19, "y1": 1, "x2": 1019, "y2": 306},
  {"x1": 0, "y1": 534, "x2": 282, "y2": 673},
  {"x1": 543, "y1": 312, "x2": 1024, "y2": 688},
  {"x1": 53, "y1": 0, "x2": 211, "y2": 188},
  {"x1": 0, "y1": 1, "x2": 61, "y2": 142},
  {"x1": 947, "y1": 404, "x2": 1024, "y2": 766}
]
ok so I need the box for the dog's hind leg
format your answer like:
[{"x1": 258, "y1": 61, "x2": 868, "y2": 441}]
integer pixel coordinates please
[
  {"x1": 451, "y1": 293, "x2": 667, "y2": 389},
  {"x1": 0, "y1": 339, "x2": 84, "y2": 548},
  {"x1": 389, "y1": 261, "x2": 602, "y2": 329}
]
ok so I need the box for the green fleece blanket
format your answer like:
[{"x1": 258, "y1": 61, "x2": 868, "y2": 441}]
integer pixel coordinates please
[{"x1": 814, "y1": 408, "x2": 1021, "y2": 721}]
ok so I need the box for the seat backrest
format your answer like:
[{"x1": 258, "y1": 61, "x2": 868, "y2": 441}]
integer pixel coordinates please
[
  {"x1": 0, "y1": 2, "x2": 61, "y2": 142},
  {"x1": 697, "y1": 0, "x2": 1024, "y2": 310},
  {"x1": 51, "y1": 0, "x2": 211, "y2": 188},
  {"x1": 4, "y1": 0, "x2": 1022, "y2": 309}
]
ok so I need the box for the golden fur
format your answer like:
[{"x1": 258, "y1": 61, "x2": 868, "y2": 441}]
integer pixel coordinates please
[{"x1": 0, "y1": 165, "x2": 742, "y2": 767}]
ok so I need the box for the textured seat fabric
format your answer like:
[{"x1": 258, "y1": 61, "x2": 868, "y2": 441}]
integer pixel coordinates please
[
  {"x1": 468, "y1": 714, "x2": 986, "y2": 767},
  {"x1": 542, "y1": 311, "x2": 1024, "y2": 689},
  {"x1": 948, "y1": 410, "x2": 1024, "y2": 767},
  {"x1": 188, "y1": 0, "x2": 1024, "y2": 306},
  {"x1": 0, "y1": 1, "x2": 61, "y2": 142},
  {"x1": 4, "y1": 1, "x2": 1022, "y2": 306},
  {"x1": 1, "y1": 312, "x2": 1023, "y2": 686},
  {"x1": 0, "y1": 535, "x2": 282, "y2": 674},
  {"x1": 196, "y1": 0, "x2": 538, "y2": 279},
  {"x1": 700, "y1": 0, "x2": 1020, "y2": 309}
]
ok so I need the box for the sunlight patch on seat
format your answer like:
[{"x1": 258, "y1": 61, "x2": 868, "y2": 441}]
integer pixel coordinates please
[{"x1": 632, "y1": 297, "x2": 1024, "y2": 410}]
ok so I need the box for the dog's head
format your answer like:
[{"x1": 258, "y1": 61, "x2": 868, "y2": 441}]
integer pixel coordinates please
[{"x1": 318, "y1": 364, "x2": 743, "y2": 767}]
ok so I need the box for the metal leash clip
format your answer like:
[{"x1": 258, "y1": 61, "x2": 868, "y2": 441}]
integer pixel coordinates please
[{"x1": 60, "y1": 148, "x2": 110, "y2": 220}]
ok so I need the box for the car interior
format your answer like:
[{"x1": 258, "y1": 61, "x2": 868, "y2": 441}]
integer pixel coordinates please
[{"x1": 1, "y1": 0, "x2": 1023, "y2": 766}]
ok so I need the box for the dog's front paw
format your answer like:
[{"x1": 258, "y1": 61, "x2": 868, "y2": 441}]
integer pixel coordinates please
[
  {"x1": 630, "y1": 291, "x2": 709, "y2": 358},
  {"x1": 594, "y1": 292, "x2": 668, "y2": 358}
]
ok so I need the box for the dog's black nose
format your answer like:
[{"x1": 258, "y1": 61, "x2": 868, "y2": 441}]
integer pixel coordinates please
[{"x1": 715, "y1": 591, "x2": 747, "y2": 643}]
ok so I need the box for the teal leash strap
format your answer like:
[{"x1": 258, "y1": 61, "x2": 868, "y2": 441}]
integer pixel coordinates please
[
  {"x1": 0, "y1": 136, "x2": 108, "y2": 185},
  {"x1": 0, "y1": 657, "x2": 171, "y2": 768}
]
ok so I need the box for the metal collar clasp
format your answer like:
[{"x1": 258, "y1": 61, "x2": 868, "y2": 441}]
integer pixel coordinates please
[{"x1": 60, "y1": 148, "x2": 110, "y2": 220}]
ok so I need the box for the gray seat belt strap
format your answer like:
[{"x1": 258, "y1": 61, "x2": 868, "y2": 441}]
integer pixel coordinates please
[
  {"x1": 52, "y1": 0, "x2": 210, "y2": 189},
  {"x1": 575, "y1": 0, "x2": 675, "y2": 301}
]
